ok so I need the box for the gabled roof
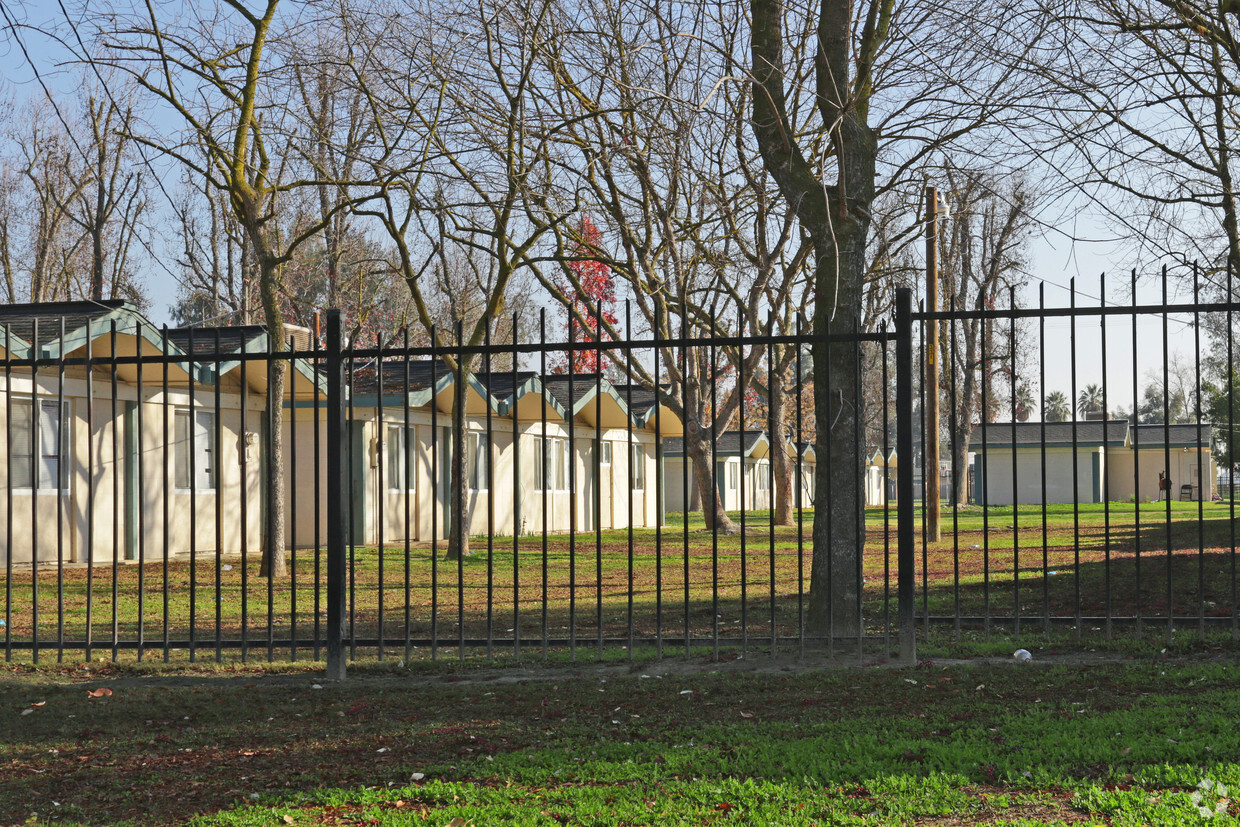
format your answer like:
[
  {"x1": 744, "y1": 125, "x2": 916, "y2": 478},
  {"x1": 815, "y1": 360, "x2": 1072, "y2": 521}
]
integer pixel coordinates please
[
  {"x1": 0, "y1": 300, "x2": 126, "y2": 350},
  {"x1": 1131, "y1": 423, "x2": 1213, "y2": 448},
  {"x1": 663, "y1": 429, "x2": 768, "y2": 458},
  {"x1": 969, "y1": 420, "x2": 1129, "y2": 449},
  {"x1": 164, "y1": 326, "x2": 267, "y2": 356}
]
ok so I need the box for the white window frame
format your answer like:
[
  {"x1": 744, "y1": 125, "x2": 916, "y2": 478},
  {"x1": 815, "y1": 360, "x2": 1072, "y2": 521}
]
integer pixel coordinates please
[
  {"x1": 757, "y1": 460, "x2": 770, "y2": 490},
  {"x1": 11, "y1": 398, "x2": 70, "y2": 494},
  {"x1": 536, "y1": 436, "x2": 569, "y2": 493},
  {"x1": 466, "y1": 431, "x2": 489, "y2": 492},
  {"x1": 727, "y1": 460, "x2": 737, "y2": 491},
  {"x1": 386, "y1": 424, "x2": 418, "y2": 492},
  {"x1": 632, "y1": 443, "x2": 646, "y2": 491},
  {"x1": 174, "y1": 408, "x2": 217, "y2": 492}
]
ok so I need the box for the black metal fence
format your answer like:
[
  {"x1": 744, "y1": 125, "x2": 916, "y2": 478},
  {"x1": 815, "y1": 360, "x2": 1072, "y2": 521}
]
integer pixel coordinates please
[{"x1": 0, "y1": 272, "x2": 1237, "y2": 670}]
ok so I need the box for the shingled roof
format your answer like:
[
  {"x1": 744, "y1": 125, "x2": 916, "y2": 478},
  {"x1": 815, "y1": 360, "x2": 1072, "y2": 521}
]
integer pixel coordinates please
[
  {"x1": 1131, "y1": 423, "x2": 1213, "y2": 448},
  {"x1": 0, "y1": 300, "x2": 129, "y2": 349},
  {"x1": 663, "y1": 430, "x2": 767, "y2": 457},
  {"x1": 164, "y1": 326, "x2": 267, "y2": 357},
  {"x1": 968, "y1": 420, "x2": 1130, "y2": 448}
]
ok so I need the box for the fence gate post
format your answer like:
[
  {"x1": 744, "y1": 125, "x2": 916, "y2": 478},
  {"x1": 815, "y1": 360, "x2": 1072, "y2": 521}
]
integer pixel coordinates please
[
  {"x1": 325, "y1": 309, "x2": 347, "y2": 680},
  {"x1": 894, "y1": 288, "x2": 917, "y2": 665}
]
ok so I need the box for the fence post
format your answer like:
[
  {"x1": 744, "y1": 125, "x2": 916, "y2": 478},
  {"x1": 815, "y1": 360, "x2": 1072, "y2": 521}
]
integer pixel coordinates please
[
  {"x1": 895, "y1": 288, "x2": 917, "y2": 665},
  {"x1": 325, "y1": 309, "x2": 347, "y2": 681}
]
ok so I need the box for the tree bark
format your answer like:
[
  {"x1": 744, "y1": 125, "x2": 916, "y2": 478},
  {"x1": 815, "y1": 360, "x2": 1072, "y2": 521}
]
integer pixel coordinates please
[
  {"x1": 444, "y1": 364, "x2": 473, "y2": 560},
  {"x1": 769, "y1": 376, "x2": 795, "y2": 526},
  {"x1": 259, "y1": 257, "x2": 287, "y2": 578},
  {"x1": 683, "y1": 418, "x2": 739, "y2": 535}
]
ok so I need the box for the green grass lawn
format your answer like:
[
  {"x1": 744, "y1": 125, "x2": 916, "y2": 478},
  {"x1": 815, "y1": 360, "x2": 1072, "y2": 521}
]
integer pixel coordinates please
[
  {"x1": 5, "y1": 658, "x2": 1240, "y2": 825},
  {"x1": 1, "y1": 501, "x2": 1237, "y2": 664}
]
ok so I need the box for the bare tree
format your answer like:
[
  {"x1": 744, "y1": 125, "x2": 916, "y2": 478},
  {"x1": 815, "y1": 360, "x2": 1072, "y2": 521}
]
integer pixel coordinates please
[{"x1": 87, "y1": 0, "x2": 367, "y2": 575}]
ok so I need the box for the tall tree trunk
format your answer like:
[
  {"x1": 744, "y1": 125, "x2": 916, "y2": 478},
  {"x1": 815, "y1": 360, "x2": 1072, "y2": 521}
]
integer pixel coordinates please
[
  {"x1": 769, "y1": 375, "x2": 795, "y2": 526},
  {"x1": 683, "y1": 419, "x2": 739, "y2": 534},
  {"x1": 259, "y1": 258, "x2": 287, "y2": 577},
  {"x1": 445, "y1": 367, "x2": 472, "y2": 560},
  {"x1": 806, "y1": 251, "x2": 867, "y2": 639}
]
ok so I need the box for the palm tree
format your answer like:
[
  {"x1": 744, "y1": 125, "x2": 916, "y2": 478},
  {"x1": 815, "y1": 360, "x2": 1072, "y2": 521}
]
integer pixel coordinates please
[
  {"x1": 1013, "y1": 385, "x2": 1036, "y2": 421},
  {"x1": 1077, "y1": 383, "x2": 1104, "y2": 418},
  {"x1": 1045, "y1": 390, "x2": 1071, "y2": 422}
]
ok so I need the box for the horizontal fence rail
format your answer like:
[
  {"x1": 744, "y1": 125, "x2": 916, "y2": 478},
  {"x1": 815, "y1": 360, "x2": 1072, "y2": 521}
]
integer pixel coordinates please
[{"x1": 0, "y1": 269, "x2": 1237, "y2": 669}]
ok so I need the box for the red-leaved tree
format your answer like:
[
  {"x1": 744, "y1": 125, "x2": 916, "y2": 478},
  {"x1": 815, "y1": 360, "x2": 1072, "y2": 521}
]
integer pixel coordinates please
[{"x1": 553, "y1": 214, "x2": 617, "y2": 374}]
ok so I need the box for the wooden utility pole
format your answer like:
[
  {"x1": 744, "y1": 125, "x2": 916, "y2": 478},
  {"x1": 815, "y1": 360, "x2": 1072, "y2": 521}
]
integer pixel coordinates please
[{"x1": 925, "y1": 185, "x2": 942, "y2": 542}]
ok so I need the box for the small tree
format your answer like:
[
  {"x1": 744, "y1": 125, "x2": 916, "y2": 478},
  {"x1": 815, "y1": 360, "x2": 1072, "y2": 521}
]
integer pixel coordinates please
[{"x1": 552, "y1": 215, "x2": 617, "y2": 376}]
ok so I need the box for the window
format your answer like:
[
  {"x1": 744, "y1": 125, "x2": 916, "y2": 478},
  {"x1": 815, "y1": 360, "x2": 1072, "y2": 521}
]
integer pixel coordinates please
[
  {"x1": 386, "y1": 425, "x2": 417, "y2": 492},
  {"x1": 175, "y1": 409, "x2": 216, "y2": 491},
  {"x1": 536, "y1": 436, "x2": 569, "y2": 492},
  {"x1": 12, "y1": 399, "x2": 68, "y2": 491},
  {"x1": 466, "y1": 432, "x2": 488, "y2": 491},
  {"x1": 600, "y1": 441, "x2": 612, "y2": 465},
  {"x1": 632, "y1": 444, "x2": 646, "y2": 490},
  {"x1": 727, "y1": 461, "x2": 737, "y2": 491},
  {"x1": 757, "y1": 461, "x2": 770, "y2": 490}
]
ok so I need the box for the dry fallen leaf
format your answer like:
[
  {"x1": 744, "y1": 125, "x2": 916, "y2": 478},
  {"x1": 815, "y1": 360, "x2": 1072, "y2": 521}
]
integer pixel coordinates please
[
  {"x1": 87, "y1": 688, "x2": 113, "y2": 699},
  {"x1": 282, "y1": 816, "x2": 294, "y2": 825},
  {"x1": 739, "y1": 711, "x2": 754, "y2": 719},
  {"x1": 32, "y1": 701, "x2": 45, "y2": 707}
]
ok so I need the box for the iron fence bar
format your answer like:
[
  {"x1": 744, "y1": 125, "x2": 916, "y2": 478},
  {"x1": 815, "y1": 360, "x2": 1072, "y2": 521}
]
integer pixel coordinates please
[
  {"x1": 568, "y1": 316, "x2": 577, "y2": 660},
  {"x1": 538, "y1": 311, "x2": 548, "y2": 660},
  {"x1": 978, "y1": 295, "x2": 990, "y2": 641},
  {"x1": 1101, "y1": 274, "x2": 1112, "y2": 640},
  {"x1": 825, "y1": 332, "x2": 834, "y2": 660},
  {"x1": 324, "y1": 309, "x2": 347, "y2": 681},
  {"x1": 949, "y1": 301, "x2": 962, "y2": 641},
  {"x1": 883, "y1": 321, "x2": 893, "y2": 651},
  {"x1": 682, "y1": 318, "x2": 690, "y2": 659},
  {"x1": 853, "y1": 332, "x2": 864, "y2": 660},
  {"x1": 485, "y1": 321, "x2": 494, "y2": 660},
  {"x1": 1038, "y1": 285, "x2": 1050, "y2": 640},
  {"x1": 653, "y1": 305, "x2": 664, "y2": 660},
  {"x1": 710, "y1": 306, "x2": 719, "y2": 660},
  {"x1": 313, "y1": 329, "x2": 322, "y2": 662},
  {"x1": 1131, "y1": 271, "x2": 1143, "y2": 638},
  {"x1": 31, "y1": 321, "x2": 40, "y2": 663},
  {"x1": 161, "y1": 326, "x2": 170, "y2": 661},
  {"x1": 265, "y1": 350, "x2": 276, "y2": 662},
  {"x1": 625, "y1": 304, "x2": 635, "y2": 661},
  {"x1": 239, "y1": 340, "x2": 250, "y2": 662},
  {"x1": 347, "y1": 344, "x2": 358, "y2": 660},
  {"x1": 895, "y1": 288, "x2": 916, "y2": 665},
  {"x1": 430, "y1": 329, "x2": 439, "y2": 661},
  {"x1": 110, "y1": 321, "x2": 120, "y2": 660},
  {"x1": 1230, "y1": 263, "x2": 1237, "y2": 642},
  {"x1": 455, "y1": 322, "x2": 465, "y2": 662},
  {"x1": 56, "y1": 319, "x2": 66, "y2": 662},
  {"x1": 766, "y1": 313, "x2": 776, "y2": 657},
  {"x1": 594, "y1": 311, "x2": 602, "y2": 660},
  {"x1": 404, "y1": 328, "x2": 413, "y2": 662},
  {"x1": 1009, "y1": 288, "x2": 1020, "y2": 641},
  {"x1": 134, "y1": 320, "x2": 145, "y2": 661},
  {"x1": 1193, "y1": 264, "x2": 1206, "y2": 641},
  {"x1": 4, "y1": 325, "x2": 11, "y2": 662},
  {"x1": 187, "y1": 325, "x2": 197, "y2": 663},
  {"x1": 737, "y1": 304, "x2": 747, "y2": 658},
  {"x1": 512, "y1": 313, "x2": 521, "y2": 661},
  {"x1": 1162, "y1": 267, "x2": 1173, "y2": 644},
  {"x1": 213, "y1": 328, "x2": 223, "y2": 663},
  {"x1": 918, "y1": 304, "x2": 928, "y2": 637},
  {"x1": 1069, "y1": 280, "x2": 1081, "y2": 643},
  {"x1": 795, "y1": 314, "x2": 804, "y2": 659},
  {"x1": 289, "y1": 333, "x2": 299, "y2": 661},
  {"x1": 377, "y1": 334, "x2": 387, "y2": 661}
]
